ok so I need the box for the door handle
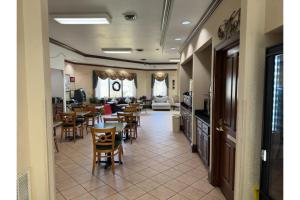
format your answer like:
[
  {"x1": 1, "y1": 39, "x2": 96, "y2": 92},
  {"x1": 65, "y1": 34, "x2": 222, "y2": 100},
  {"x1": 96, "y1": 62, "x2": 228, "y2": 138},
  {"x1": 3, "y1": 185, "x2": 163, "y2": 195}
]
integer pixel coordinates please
[{"x1": 216, "y1": 118, "x2": 224, "y2": 132}]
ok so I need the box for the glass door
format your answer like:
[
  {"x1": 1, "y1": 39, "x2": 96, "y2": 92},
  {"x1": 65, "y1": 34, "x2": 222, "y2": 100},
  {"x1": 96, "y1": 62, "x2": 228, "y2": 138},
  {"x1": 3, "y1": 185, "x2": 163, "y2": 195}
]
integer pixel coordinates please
[{"x1": 260, "y1": 44, "x2": 283, "y2": 200}]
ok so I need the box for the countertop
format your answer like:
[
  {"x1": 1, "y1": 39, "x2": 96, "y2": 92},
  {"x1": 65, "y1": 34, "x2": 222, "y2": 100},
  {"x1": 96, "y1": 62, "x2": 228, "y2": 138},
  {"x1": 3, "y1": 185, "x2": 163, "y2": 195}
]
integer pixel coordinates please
[{"x1": 195, "y1": 110, "x2": 210, "y2": 125}]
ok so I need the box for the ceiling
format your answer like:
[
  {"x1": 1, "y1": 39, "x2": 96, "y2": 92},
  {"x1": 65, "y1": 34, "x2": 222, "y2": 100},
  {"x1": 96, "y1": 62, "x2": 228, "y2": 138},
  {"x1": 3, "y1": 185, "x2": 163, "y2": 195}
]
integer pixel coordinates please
[{"x1": 48, "y1": 0, "x2": 213, "y2": 63}]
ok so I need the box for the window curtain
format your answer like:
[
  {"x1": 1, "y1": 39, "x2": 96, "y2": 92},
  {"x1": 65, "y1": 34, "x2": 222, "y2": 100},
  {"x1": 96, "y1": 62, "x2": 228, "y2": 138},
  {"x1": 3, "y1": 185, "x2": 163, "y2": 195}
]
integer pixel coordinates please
[
  {"x1": 152, "y1": 72, "x2": 169, "y2": 96},
  {"x1": 93, "y1": 70, "x2": 137, "y2": 97}
]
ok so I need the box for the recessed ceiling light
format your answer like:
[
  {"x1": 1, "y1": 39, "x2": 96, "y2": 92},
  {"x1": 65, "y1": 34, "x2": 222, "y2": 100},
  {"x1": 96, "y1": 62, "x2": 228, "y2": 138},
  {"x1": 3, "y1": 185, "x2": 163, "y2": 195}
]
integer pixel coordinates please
[
  {"x1": 169, "y1": 58, "x2": 180, "y2": 62},
  {"x1": 182, "y1": 20, "x2": 191, "y2": 25},
  {"x1": 53, "y1": 14, "x2": 111, "y2": 24},
  {"x1": 175, "y1": 38, "x2": 182, "y2": 41},
  {"x1": 170, "y1": 48, "x2": 177, "y2": 50},
  {"x1": 136, "y1": 48, "x2": 144, "y2": 52},
  {"x1": 102, "y1": 48, "x2": 132, "y2": 54}
]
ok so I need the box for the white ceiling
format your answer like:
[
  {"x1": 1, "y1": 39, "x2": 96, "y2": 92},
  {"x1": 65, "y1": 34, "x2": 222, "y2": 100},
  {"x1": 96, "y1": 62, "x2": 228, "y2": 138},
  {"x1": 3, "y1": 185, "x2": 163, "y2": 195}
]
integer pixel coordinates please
[{"x1": 48, "y1": 0, "x2": 213, "y2": 63}]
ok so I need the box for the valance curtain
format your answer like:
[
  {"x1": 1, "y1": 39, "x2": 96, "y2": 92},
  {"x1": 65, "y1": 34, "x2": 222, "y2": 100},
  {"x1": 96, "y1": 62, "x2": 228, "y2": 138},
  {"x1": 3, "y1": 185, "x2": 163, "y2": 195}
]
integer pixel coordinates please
[
  {"x1": 93, "y1": 70, "x2": 137, "y2": 90},
  {"x1": 151, "y1": 72, "x2": 169, "y2": 88}
]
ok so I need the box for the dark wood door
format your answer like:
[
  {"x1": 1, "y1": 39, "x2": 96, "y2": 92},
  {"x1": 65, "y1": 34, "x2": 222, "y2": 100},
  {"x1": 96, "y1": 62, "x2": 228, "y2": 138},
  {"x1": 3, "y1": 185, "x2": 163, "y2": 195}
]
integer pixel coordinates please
[{"x1": 217, "y1": 46, "x2": 239, "y2": 200}]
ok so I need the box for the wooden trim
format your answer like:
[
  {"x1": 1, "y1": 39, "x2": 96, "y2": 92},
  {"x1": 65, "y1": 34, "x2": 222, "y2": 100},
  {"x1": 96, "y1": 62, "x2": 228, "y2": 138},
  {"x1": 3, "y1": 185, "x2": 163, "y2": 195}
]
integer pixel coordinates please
[
  {"x1": 179, "y1": 0, "x2": 223, "y2": 53},
  {"x1": 49, "y1": 38, "x2": 178, "y2": 65},
  {"x1": 65, "y1": 60, "x2": 177, "y2": 71},
  {"x1": 210, "y1": 36, "x2": 239, "y2": 186}
]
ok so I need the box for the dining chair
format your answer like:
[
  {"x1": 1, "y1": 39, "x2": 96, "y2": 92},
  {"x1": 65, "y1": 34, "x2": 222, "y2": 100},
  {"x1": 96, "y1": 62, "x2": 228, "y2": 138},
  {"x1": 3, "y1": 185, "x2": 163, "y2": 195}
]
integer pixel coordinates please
[
  {"x1": 84, "y1": 105, "x2": 102, "y2": 134},
  {"x1": 123, "y1": 106, "x2": 140, "y2": 126},
  {"x1": 59, "y1": 112, "x2": 84, "y2": 142},
  {"x1": 91, "y1": 127, "x2": 123, "y2": 174},
  {"x1": 117, "y1": 113, "x2": 138, "y2": 144}
]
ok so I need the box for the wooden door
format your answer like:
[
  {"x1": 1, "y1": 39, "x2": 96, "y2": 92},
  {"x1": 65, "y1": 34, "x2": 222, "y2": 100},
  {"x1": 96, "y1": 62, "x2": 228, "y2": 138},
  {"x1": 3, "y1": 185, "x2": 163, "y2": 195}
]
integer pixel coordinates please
[{"x1": 217, "y1": 45, "x2": 239, "y2": 200}]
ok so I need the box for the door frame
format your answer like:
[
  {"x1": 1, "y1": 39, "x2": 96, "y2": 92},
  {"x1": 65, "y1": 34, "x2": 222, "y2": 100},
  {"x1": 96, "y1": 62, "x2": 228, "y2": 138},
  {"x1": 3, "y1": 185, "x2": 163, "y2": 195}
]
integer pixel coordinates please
[{"x1": 210, "y1": 34, "x2": 240, "y2": 186}]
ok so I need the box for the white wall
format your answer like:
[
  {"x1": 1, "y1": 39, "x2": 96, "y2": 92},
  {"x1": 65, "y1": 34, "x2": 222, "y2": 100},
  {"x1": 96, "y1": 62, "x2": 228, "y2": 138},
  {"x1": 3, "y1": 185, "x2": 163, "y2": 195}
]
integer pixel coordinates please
[{"x1": 50, "y1": 69, "x2": 64, "y2": 98}]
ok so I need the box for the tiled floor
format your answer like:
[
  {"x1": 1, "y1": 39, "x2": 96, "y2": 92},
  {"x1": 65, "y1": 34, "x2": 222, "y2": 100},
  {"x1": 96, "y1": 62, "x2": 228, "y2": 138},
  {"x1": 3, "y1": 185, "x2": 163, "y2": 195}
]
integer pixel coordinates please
[{"x1": 55, "y1": 110, "x2": 225, "y2": 200}]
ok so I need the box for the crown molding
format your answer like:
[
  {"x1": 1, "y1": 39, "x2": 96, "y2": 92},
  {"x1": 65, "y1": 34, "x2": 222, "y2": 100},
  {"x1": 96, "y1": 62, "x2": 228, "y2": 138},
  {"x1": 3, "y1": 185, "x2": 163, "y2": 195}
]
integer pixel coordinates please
[
  {"x1": 65, "y1": 60, "x2": 177, "y2": 71},
  {"x1": 49, "y1": 38, "x2": 178, "y2": 65},
  {"x1": 179, "y1": 0, "x2": 223, "y2": 53}
]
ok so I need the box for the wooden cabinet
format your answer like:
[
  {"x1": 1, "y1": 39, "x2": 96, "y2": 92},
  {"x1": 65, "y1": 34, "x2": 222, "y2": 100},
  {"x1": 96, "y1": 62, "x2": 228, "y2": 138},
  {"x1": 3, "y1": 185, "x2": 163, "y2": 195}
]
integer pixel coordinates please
[
  {"x1": 196, "y1": 116, "x2": 210, "y2": 167},
  {"x1": 180, "y1": 105, "x2": 192, "y2": 142}
]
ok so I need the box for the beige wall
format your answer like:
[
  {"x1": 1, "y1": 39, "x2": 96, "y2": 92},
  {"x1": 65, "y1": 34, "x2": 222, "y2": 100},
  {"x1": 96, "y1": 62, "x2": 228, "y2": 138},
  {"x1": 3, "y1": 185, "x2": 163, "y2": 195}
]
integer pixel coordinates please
[
  {"x1": 64, "y1": 63, "x2": 178, "y2": 100},
  {"x1": 179, "y1": 0, "x2": 283, "y2": 199},
  {"x1": 17, "y1": 0, "x2": 55, "y2": 199}
]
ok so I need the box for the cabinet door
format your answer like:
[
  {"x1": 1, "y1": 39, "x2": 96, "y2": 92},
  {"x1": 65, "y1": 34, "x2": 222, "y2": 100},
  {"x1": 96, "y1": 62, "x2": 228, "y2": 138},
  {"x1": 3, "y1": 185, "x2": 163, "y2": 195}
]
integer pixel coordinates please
[
  {"x1": 203, "y1": 133, "x2": 210, "y2": 166},
  {"x1": 196, "y1": 125, "x2": 201, "y2": 153}
]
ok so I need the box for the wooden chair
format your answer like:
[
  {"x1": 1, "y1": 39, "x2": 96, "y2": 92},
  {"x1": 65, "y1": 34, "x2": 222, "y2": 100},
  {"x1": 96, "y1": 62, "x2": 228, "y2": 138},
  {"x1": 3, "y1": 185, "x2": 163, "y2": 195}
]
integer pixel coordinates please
[
  {"x1": 91, "y1": 127, "x2": 123, "y2": 174},
  {"x1": 59, "y1": 112, "x2": 84, "y2": 143},
  {"x1": 117, "y1": 113, "x2": 138, "y2": 144},
  {"x1": 84, "y1": 105, "x2": 102, "y2": 134},
  {"x1": 123, "y1": 106, "x2": 140, "y2": 126}
]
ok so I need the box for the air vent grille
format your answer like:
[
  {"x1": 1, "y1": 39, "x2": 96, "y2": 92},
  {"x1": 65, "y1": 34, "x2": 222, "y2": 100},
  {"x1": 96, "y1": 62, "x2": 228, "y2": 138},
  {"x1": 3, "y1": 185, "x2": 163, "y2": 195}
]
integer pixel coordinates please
[{"x1": 17, "y1": 171, "x2": 31, "y2": 200}]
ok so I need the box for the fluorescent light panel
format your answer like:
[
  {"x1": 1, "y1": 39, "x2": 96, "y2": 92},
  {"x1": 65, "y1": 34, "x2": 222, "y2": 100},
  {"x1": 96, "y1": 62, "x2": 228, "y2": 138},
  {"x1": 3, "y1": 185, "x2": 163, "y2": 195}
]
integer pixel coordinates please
[
  {"x1": 102, "y1": 48, "x2": 132, "y2": 54},
  {"x1": 175, "y1": 38, "x2": 182, "y2": 41},
  {"x1": 53, "y1": 14, "x2": 111, "y2": 24},
  {"x1": 169, "y1": 58, "x2": 180, "y2": 62},
  {"x1": 182, "y1": 20, "x2": 191, "y2": 25}
]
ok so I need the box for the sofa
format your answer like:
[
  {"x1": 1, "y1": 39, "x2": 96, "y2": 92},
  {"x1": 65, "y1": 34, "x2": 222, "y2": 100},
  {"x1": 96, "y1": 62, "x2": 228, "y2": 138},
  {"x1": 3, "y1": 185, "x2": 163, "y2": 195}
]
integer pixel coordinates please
[{"x1": 152, "y1": 96, "x2": 171, "y2": 110}]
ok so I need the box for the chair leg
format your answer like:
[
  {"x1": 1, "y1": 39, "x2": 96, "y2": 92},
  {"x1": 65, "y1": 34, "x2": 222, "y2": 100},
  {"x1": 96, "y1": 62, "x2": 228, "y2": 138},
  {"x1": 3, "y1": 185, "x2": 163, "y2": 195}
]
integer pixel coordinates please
[
  {"x1": 92, "y1": 152, "x2": 96, "y2": 174},
  {"x1": 118, "y1": 146, "x2": 122, "y2": 164},
  {"x1": 60, "y1": 127, "x2": 64, "y2": 142},
  {"x1": 54, "y1": 138, "x2": 59, "y2": 152},
  {"x1": 73, "y1": 128, "x2": 76, "y2": 143},
  {"x1": 111, "y1": 154, "x2": 115, "y2": 175}
]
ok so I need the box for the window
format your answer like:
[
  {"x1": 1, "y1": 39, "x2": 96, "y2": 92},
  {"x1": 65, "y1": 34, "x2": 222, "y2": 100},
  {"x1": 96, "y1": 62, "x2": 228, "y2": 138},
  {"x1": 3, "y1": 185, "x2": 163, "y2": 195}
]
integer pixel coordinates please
[
  {"x1": 95, "y1": 78, "x2": 136, "y2": 98},
  {"x1": 123, "y1": 79, "x2": 136, "y2": 97},
  {"x1": 110, "y1": 79, "x2": 122, "y2": 98},
  {"x1": 153, "y1": 79, "x2": 167, "y2": 96}
]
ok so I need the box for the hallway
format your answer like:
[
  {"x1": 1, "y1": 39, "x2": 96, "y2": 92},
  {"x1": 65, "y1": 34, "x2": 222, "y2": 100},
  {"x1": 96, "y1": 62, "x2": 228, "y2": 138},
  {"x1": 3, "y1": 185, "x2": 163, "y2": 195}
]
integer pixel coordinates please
[{"x1": 55, "y1": 111, "x2": 225, "y2": 200}]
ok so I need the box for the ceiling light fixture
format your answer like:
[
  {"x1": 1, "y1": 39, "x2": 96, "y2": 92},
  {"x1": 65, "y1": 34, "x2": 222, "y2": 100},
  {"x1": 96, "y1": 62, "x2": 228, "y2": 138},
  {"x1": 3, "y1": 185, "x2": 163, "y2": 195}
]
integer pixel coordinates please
[
  {"x1": 182, "y1": 20, "x2": 191, "y2": 25},
  {"x1": 170, "y1": 48, "x2": 177, "y2": 50},
  {"x1": 175, "y1": 38, "x2": 182, "y2": 41},
  {"x1": 169, "y1": 58, "x2": 180, "y2": 62},
  {"x1": 53, "y1": 14, "x2": 111, "y2": 24},
  {"x1": 102, "y1": 48, "x2": 132, "y2": 54}
]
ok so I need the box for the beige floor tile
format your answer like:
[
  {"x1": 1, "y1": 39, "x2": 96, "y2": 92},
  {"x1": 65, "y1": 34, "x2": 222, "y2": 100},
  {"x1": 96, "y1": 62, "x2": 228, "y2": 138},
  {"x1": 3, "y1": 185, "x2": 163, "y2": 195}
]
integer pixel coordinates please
[
  {"x1": 199, "y1": 194, "x2": 221, "y2": 200},
  {"x1": 150, "y1": 173, "x2": 172, "y2": 184},
  {"x1": 173, "y1": 164, "x2": 194, "y2": 173},
  {"x1": 89, "y1": 185, "x2": 117, "y2": 200},
  {"x1": 207, "y1": 188, "x2": 226, "y2": 200},
  {"x1": 56, "y1": 192, "x2": 66, "y2": 200},
  {"x1": 164, "y1": 179, "x2": 189, "y2": 192},
  {"x1": 149, "y1": 185, "x2": 176, "y2": 200},
  {"x1": 60, "y1": 185, "x2": 88, "y2": 200},
  {"x1": 179, "y1": 187, "x2": 206, "y2": 200},
  {"x1": 124, "y1": 173, "x2": 147, "y2": 184},
  {"x1": 168, "y1": 194, "x2": 189, "y2": 200},
  {"x1": 103, "y1": 193, "x2": 127, "y2": 200},
  {"x1": 137, "y1": 168, "x2": 160, "y2": 178},
  {"x1": 56, "y1": 178, "x2": 79, "y2": 191},
  {"x1": 71, "y1": 193, "x2": 96, "y2": 200},
  {"x1": 161, "y1": 168, "x2": 182, "y2": 179},
  {"x1": 136, "y1": 194, "x2": 159, "y2": 200},
  {"x1": 107, "y1": 178, "x2": 133, "y2": 192},
  {"x1": 136, "y1": 179, "x2": 161, "y2": 192},
  {"x1": 81, "y1": 178, "x2": 106, "y2": 191},
  {"x1": 119, "y1": 185, "x2": 146, "y2": 200},
  {"x1": 186, "y1": 169, "x2": 207, "y2": 180},
  {"x1": 176, "y1": 174, "x2": 200, "y2": 185},
  {"x1": 191, "y1": 180, "x2": 214, "y2": 193}
]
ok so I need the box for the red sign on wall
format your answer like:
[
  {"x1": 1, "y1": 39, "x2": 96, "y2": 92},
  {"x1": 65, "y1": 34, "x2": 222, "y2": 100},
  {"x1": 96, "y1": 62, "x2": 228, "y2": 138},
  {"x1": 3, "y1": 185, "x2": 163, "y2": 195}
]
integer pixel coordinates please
[{"x1": 70, "y1": 76, "x2": 75, "y2": 82}]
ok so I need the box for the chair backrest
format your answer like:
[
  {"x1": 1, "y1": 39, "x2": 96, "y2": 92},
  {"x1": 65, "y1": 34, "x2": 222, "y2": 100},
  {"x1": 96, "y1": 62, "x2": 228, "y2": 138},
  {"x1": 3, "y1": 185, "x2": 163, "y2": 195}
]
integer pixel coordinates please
[
  {"x1": 103, "y1": 117, "x2": 121, "y2": 123},
  {"x1": 117, "y1": 112, "x2": 133, "y2": 122},
  {"x1": 59, "y1": 112, "x2": 76, "y2": 125},
  {"x1": 73, "y1": 106, "x2": 84, "y2": 112},
  {"x1": 91, "y1": 127, "x2": 116, "y2": 149},
  {"x1": 123, "y1": 106, "x2": 138, "y2": 113},
  {"x1": 129, "y1": 103, "x2": 140, "y2": 108},
  {"x1": 85, "y1": 105, "x2": 97, "y2": 112}
]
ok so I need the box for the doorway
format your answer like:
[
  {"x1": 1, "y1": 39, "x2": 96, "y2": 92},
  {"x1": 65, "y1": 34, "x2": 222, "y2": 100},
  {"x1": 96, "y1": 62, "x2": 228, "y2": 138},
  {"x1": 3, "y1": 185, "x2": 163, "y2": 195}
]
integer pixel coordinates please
[
  {"x1": 211, "y1": 37, "x2": 239, "y2": 200},
  {"x1": 260, "y1": 44, "x2": 283, "y2": 200}
]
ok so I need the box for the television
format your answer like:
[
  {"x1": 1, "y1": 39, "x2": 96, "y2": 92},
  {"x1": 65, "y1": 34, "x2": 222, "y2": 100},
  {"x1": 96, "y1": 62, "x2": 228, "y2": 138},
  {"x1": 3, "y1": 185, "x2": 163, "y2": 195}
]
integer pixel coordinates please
[{"x1": 73, "y1": 88, "x2": 86, "y2": 103}]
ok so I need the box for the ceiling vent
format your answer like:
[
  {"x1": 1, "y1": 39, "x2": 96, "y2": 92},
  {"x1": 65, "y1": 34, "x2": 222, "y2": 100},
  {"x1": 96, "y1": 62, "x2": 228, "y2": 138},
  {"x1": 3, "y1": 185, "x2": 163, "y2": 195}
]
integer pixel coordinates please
[
  {"x1": 136, "y1": 48, "x2": 144, "y2": 52},
  {"x1": 123, "y1": 12, "x2": 137, "y2": 21}
]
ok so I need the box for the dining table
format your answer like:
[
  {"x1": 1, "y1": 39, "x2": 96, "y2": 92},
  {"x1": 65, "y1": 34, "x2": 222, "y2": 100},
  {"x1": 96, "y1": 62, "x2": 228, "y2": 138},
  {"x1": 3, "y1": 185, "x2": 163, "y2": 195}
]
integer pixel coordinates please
[{"x1": 93, "y1": 121, "x2": 127, "y2": 168}]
